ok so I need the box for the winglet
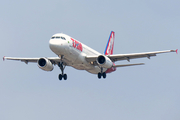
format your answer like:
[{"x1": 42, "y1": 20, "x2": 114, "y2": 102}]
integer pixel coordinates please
[
  {"x1": 176, "y1": 49, "x2": 178, "y2": 54},
  {"x1": 171, "y1": 49, "x2": 178, "y2": 54},
  {"x1": 3, "y1": 56, "x2": 5, "y2": 61}
]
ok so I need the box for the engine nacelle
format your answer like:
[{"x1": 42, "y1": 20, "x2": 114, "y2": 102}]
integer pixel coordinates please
[
  {"x1": 96, "y1": 55, "x2": 113, "y2": 68},
  {"x1": 37, "y1": 58, "x2": 54, "y2": 71}
]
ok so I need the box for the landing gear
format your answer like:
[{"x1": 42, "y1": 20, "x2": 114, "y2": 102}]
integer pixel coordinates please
[
  {"x1": 58, "y1": 60, "x2": 67, "y2": 80},
  {"x1": 97, "y1": 67, "x2": 106, "y2": 79},
  {"x1": 58, "y1": 73, "x2": 67, "y2": 80},
  {"x1": 97, "y1": 72, "x2": 106, "y2": 79}
]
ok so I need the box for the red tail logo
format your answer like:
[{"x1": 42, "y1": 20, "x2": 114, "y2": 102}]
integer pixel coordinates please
[{"x1": 104, "y1": 31, "x2": 115, "y2": 55}]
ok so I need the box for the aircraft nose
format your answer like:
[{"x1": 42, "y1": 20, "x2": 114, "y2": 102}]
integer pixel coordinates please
[
  {"x1": 49, "y1": 39, "x2": 61, "y2": 52},
  {"x1": 49, "y1": 39, "x2": 67, "y2": 55},
  {"x1": 49, "y1": 39, "x2": 57, "y2": 49}
]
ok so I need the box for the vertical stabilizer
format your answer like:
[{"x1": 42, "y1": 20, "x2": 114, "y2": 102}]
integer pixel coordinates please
[{"x1": 104, "y1": 31, "x2": 115, "y2": 55}]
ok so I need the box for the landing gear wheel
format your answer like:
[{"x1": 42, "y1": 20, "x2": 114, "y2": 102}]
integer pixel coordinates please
[
  {"x1": 59, "y1": 74, "x2": 62, "y2": 80},
  {"x1": 98, "y1": 73, "x2": 101, "y2": 79},
  {"x1": 97, "y1": 67, "x2": 107, "y2": 79},
  {"x1": 102, "y1": 72, "x2": 106, "y2": 78},
  {"x1": 64, "y1": 74, "x2": 67, "y2": 80}
]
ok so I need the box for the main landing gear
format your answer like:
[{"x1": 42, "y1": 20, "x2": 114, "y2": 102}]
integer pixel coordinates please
[
  {"x1": 97, "y1": 67, "x2": 106, "y2": 79},
  {"x1": 58, "y1": 62, "x2": 67, "y2": 80}
]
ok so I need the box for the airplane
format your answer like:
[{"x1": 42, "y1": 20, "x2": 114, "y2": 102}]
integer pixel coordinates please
[{"x1": 3, "y1": 31, "x2": 178, "y2": 80}]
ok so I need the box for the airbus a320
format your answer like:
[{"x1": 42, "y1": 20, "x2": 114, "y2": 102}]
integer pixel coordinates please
[{"x1": 3, "y1": 31, "x2": 178, "y2": 80}]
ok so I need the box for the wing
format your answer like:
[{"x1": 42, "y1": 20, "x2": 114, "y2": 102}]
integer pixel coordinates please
[
  {"x1": 86, "y1": 49, "x2": 177, "y2": 63},
  {"x1": 3, "y1": 56, "x2": 61, "y2": 64},
  {"x1": 109, "y1": 49, "x2": 177, "y2": 62}
]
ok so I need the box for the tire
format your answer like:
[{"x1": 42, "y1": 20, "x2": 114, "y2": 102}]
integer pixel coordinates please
[
  {"x1": 59, "y1": 74, "x2": 62, "y2": 80},
  {"x1": 98, "y1": 73, "x2": 101, "y2": 79},
  {"x1": 64, "y1": 74, "x2": 67, "y2": 80},
  {"x1": 102, "y1": 72, "x2": 106, "y2": 78}
]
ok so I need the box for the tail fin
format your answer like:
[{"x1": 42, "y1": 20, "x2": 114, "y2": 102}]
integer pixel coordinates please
[{"x1": 104, "y1": 31, "x2": 115, "y2": 55}]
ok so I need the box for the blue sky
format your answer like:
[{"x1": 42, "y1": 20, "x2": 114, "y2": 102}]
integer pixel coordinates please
[{"x1": 0, "y1": 0, "x2": 180, "y2": 120}]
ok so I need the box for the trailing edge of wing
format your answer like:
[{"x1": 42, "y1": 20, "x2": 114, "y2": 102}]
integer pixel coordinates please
[{"x1": 113, "y1": 63, "x2": 145, "y2": 67}]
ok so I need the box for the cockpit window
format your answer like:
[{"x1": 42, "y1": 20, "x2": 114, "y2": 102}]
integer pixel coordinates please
[
  {"x1": 56, "y1": 36, "x2": 60, "y2": 39},
  {"x1": 51, "y1": 36, "x2": 66, "y2": 40},
  {"x1": 61, "y1": 37, "x2": 66, "y2": 40}
]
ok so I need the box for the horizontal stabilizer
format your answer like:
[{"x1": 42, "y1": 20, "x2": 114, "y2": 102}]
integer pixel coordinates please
[{"x1": 113, "y1": 63, "x2": 145, "y2": 67}]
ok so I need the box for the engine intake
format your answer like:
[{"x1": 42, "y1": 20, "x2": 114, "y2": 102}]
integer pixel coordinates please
[
  {"x1": 97, "y1": 55, "x2": 105, "y2": 64},
  {"x1": 38, "y1": 58, "x2": 54, "y2": 71},
  {"x1": 96, "y1": 55, "x2": 113, "y2": 68}
]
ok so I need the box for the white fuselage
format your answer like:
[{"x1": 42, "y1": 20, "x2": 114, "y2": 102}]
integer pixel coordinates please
[{"x1": 49, "y1": 33, "x2": 107, "y2": 74}]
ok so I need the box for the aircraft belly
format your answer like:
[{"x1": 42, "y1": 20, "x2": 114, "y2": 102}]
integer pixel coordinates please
[
  {"x1": 86, "y1": 66, "x2": 107, "y2": 74},
  {"x1": 71, "y1": 64, "x2": 88, "y2": 70}
]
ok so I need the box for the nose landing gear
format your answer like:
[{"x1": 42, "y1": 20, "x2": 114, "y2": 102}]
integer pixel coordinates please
[{"x1": 58, "y1": 62, "x2": 67, "y2": 80}]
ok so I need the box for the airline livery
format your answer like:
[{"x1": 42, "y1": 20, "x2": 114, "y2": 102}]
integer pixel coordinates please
[{"x1": 3, "y1": 31, "x2": 178, "y2": 80}]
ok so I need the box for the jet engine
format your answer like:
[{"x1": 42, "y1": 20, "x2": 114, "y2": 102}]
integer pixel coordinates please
[
  {"x1": 37, "y1": 58, "x2": 54, "y2": 71},
  {"x1": 96, "y1": 55, "x2": 113, "y2": 68}
]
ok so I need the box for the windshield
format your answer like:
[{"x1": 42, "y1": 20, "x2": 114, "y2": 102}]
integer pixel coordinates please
[{"x1": 51, "y1": 36, "x2": 66, "y2": 40}]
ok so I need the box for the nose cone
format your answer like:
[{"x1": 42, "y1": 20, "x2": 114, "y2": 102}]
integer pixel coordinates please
[
  {"x1": 49, "y1": 39, "x2": 60, "y2": 54},
  {"x1": 49, "y1": 39, "x2": 67, "y2": 55},
  {"x1": 49, "y1": 39, "x2": 58, "y2": 50}
]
